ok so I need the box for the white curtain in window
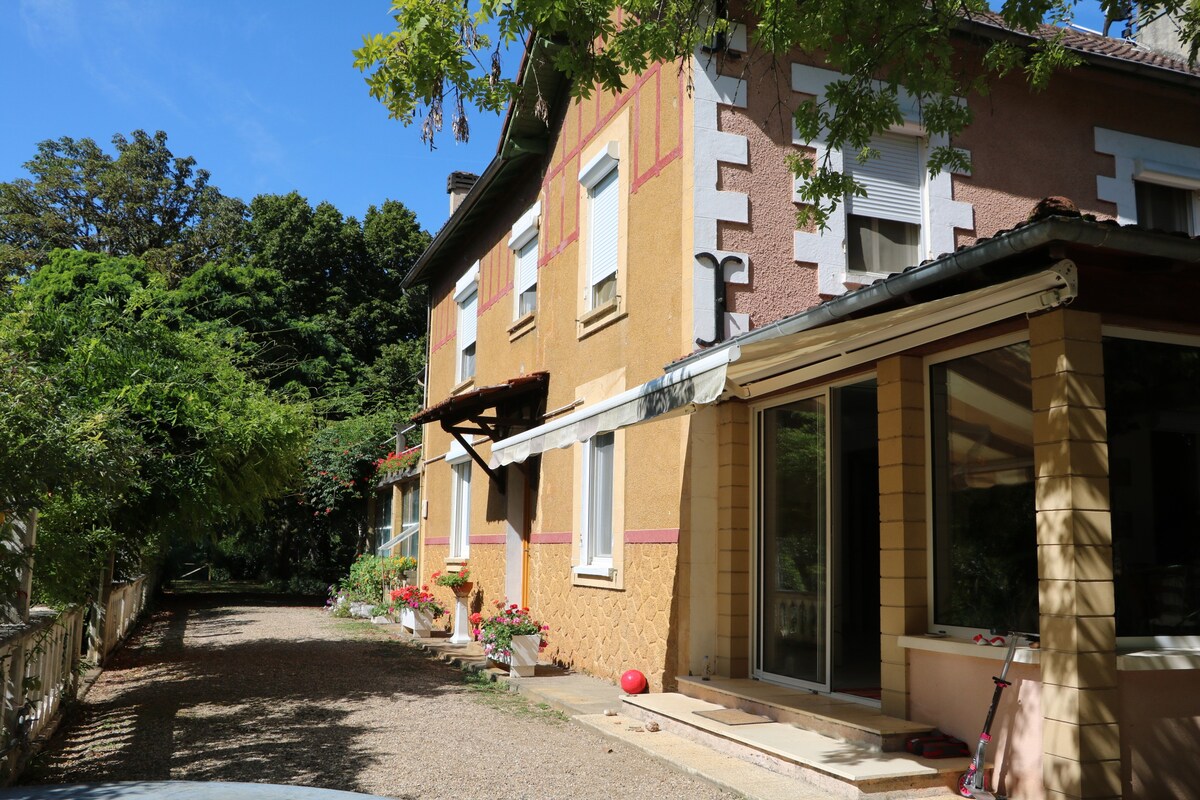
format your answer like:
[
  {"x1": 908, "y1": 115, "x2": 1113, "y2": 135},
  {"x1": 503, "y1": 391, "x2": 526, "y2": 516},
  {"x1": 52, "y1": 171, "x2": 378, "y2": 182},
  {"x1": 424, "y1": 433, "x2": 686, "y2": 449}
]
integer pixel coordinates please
[
  {"x1": 589, "y1": 168, "x2": 619, "y2": 287},
  {"x1": 588, "y1": 433, "x2": 614, "y2": 560},
  {"x1": 451, "y1": 461, "x2": 471, "y2": 558},
  {"x1": 847, "y1": 132, "x2": 922, "y2": 225}
]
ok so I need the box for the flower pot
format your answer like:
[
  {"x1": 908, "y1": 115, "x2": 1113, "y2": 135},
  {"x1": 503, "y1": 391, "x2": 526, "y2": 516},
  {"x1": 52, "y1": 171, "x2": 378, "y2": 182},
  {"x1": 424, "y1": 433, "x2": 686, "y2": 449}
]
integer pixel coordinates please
[
  {"x1": 399, "y1": 606, "x2": 433, "y2": 637},
  {"x1": 451, "y1": 581, "x2": 474, "y2": 598},
  {"x1": 490, "y1": 633, "x2": 540, "y2": 678}
]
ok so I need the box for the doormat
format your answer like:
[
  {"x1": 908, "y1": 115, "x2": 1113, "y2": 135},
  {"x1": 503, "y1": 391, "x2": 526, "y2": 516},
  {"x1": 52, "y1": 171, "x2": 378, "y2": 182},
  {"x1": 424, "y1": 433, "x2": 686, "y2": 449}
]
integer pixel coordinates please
[{"x1": 694, "y1": 709, "x2": 773, "y2": 726}]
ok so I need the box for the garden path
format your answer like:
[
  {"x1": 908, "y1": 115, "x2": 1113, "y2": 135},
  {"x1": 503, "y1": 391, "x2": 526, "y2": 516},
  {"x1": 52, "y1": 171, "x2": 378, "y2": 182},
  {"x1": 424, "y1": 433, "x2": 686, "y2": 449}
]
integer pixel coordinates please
[{"x1": 18, "y1": 591, "x2": 737, "y2": 800}]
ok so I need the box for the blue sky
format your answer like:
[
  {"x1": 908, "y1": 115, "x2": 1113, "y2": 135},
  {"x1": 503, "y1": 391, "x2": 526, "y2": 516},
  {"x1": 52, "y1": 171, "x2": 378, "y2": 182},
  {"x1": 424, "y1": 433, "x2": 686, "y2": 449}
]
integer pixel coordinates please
[
  {"x1": 0, "y1": 1, "x2": 1110, "y2": 237},
  {"x1": 0, "y1": 0, "x2": 506, "y2": 234}
]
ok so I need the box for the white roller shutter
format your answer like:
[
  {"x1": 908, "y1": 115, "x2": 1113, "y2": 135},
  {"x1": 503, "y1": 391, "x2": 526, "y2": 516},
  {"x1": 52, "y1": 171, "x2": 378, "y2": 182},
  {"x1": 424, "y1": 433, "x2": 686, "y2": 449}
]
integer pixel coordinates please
[
  {"x1": 589, "y1": 167, "x2": 619, "y2": 286},
  {"x1": 847, "y1": 132, "x2": 922, "y2": 224},
  {"x1": 458, "y1": 288, "x2": 477, "y2": 346},
  {"x1": 516, "y1": 236, "x2": 538, "y2": 297}
]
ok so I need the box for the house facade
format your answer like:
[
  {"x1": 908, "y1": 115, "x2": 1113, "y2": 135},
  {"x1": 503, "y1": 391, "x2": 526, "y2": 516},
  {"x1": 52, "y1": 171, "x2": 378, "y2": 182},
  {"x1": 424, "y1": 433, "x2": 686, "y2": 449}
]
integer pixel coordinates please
[{"x1": 404, "y1": 18, "x2": 1200, "y2": 800}]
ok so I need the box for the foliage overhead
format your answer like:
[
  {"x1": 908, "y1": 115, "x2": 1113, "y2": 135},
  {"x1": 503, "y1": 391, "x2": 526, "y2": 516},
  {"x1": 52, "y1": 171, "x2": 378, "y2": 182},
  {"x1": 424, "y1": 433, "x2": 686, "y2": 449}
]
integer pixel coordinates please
[
  {"x1": 354, "y1": 0, "x2": 1200, "y2": 226},
  {"x1": 0, "y1": 130, "x2": 434, "y2": 602},
  {"x1": 3, "y1": 250, "x2": 311, "y2": 603},
  {"x1": 0, "y1": 130, "x2": 246, "y2": 285}
]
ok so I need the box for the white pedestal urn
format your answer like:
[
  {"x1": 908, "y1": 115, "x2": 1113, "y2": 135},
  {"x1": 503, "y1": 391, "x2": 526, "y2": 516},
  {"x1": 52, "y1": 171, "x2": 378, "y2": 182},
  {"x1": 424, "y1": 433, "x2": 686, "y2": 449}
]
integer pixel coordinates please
[
  {"x1": 448, "y1": 583, "x2": 474, "y2": 645},
  {"x1": 506, "y1": 634, "x2": 540, "y2": 677},
  {"x1": 399, "y1": 607, "x2": 433, "y2": 637}
]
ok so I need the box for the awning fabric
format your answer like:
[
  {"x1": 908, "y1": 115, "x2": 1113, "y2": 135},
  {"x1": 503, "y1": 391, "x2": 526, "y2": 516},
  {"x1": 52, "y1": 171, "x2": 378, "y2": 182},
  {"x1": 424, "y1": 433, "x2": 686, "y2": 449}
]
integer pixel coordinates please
[
  {"x1": 488, "y1": 349, "x2": 731, "y2": 467},
  {"x1": 487, "y1": 266, "x2": 1077, "y2": 468}
]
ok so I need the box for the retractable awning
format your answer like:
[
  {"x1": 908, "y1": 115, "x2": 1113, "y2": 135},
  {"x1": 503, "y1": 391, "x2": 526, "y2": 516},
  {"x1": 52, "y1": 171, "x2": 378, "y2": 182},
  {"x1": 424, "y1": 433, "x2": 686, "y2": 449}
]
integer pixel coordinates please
[
  {"x1": 488, "y1": 349, "x2": 732, "y2": 467},
  {"x1": 487, "y1": 265, "x2": 1077, "y2": 468}
]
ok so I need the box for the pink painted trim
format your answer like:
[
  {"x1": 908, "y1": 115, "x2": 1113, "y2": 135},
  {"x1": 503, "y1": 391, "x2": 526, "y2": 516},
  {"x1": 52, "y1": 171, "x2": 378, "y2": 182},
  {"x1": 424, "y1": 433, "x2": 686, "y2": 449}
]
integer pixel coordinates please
[
  {"x1": 432, "y1": 331, "x2": 453, "y2": 353},
  {"x1": 543, "y1": 231, "x2": 579, "y2": 263},
  {"x1": 469, "y1": 534, "x2": 506, "y2": 545},
  {"x1": 425, "y1": 536, "x2": 450, "y2": 546},
  {"x1": 624, "y1": 528, "x2": 680, "y2": 544},
  {"x1": 531, "y1": 532, "x2": 572, "y2": 545},
  {"x1": 478, "y1": 281, "x2": 513, "y2": 313}
]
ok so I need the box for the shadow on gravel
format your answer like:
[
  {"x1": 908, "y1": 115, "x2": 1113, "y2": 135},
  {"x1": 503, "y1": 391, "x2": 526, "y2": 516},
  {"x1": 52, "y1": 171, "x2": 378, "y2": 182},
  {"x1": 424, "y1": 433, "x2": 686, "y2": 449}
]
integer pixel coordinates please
[{"x1": 21, "y1": 592, "x2": 463, "y2": 796}]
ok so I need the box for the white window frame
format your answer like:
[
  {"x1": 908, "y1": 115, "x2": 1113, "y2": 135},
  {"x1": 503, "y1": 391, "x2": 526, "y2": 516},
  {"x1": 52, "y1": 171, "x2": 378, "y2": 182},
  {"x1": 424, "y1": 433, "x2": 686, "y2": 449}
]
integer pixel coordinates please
[
  {"x1": 579, "y1": 142, "x2": 621, "y2": 312},
  {"x1": 576, "y1": 432, "x2": 615, "y2": 578},
  {"x1": 454, "y1": 261, "x2": 479, "y2": 383},
  {"x1": 373, "y1": 487, "x2": 394, "y2": 556},
  {"x1": 509, "y1": 202, "x2": 540, "y2": 320},
  {"x1": 1096, "y1": 127, "x2": 1200, "y2": 236},
  {"x1": 448, "y1": 447, "x2": 472, "y2": 560},
  {"x1": 791, "y1": 64, "x2": 973, "y2": 296}
]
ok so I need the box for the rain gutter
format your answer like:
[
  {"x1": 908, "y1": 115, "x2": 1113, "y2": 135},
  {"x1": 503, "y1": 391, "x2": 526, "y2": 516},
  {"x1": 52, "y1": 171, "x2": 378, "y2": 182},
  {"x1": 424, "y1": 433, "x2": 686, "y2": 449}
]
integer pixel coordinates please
[{"x1": 672, "y1": 217, "x2": 1200, "y2": 371}]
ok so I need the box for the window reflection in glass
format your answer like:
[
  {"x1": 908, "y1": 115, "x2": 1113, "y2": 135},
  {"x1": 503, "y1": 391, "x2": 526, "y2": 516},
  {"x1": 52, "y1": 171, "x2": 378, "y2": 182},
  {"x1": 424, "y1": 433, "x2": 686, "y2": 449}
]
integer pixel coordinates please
[
  {"x1": 760, "y1": 398, "x2": 827, "y2": 685},
  {"x1": 931, "y1": 343, "x2": 1037, "y2": 633},
  {"x1": 1106, "y1": 337, "x2": 1200, "y2": 637}
]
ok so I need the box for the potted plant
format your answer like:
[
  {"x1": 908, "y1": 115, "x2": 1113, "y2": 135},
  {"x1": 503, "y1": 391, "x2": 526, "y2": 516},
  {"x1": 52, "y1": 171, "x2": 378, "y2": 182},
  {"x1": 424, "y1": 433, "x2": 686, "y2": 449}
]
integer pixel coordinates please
[
  {"x1": 472, "y1": 601, "x2": 549, "y2": 677},
  {"x1": 390, "y1": 585, "x2": 446, "y2": 637},
  {"x1": 433, "y1": 563, "x2": 472, "y2": 597},
  {"x1": 382, "y1": 555, "x2": 418, "y2": 593}
]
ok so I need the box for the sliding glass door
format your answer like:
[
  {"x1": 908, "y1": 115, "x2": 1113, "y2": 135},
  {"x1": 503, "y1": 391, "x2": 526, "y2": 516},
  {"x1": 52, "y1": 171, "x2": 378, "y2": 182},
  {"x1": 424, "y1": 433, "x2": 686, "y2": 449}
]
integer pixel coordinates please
[
  {"x1": 757, "y1": 380, "x2": 880, "y2": 697},
  {"x1": 759, "y1": 397, "x2": 828, "y2": 686}
]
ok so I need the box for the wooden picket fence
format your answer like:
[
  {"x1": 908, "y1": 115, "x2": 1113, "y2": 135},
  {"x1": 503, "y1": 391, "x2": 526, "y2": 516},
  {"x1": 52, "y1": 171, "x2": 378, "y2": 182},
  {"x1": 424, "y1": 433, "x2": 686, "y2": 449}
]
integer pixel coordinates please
[{"x1": 2, "y1": 576, "x2": 149, "y2": 782}]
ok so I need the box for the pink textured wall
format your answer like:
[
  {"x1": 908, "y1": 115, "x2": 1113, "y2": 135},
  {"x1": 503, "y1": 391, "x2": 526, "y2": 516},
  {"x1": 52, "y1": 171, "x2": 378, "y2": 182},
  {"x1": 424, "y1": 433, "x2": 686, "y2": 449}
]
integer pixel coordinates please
[
  {"x1": 908, "y1": 650, "x2": 1044, "y2": 800},
  {"x1": 712, "y1": 32, "x2": 1200, "y2": 330},
  {"x1": 717, "y1": 55, "x2": 824, "y2": 328},
  {"x1": 953, "y1": 52, "x2": 1200, "y2": 245}
]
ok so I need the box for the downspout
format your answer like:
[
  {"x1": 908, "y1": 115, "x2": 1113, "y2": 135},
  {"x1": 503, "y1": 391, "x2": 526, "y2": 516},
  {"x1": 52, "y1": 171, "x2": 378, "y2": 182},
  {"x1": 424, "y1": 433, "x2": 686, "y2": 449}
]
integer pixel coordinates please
[{"x1": 694, "y1": 253, "x2": 744, "y2": 347}]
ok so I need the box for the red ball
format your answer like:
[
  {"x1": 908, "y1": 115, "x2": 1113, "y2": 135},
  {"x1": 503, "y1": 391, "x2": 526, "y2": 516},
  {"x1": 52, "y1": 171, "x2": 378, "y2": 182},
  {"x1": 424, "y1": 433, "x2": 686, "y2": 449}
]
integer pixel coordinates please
[{"x1": 621, "y1": 669, "x2": 648, "y2": 694}]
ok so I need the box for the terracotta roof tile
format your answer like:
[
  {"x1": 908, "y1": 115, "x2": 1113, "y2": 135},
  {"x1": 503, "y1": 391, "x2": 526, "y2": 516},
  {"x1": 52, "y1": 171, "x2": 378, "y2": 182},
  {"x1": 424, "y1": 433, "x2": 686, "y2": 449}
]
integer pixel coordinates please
[{"x1": 965, "y1": 10, "x2": 1200, "y2": 79}]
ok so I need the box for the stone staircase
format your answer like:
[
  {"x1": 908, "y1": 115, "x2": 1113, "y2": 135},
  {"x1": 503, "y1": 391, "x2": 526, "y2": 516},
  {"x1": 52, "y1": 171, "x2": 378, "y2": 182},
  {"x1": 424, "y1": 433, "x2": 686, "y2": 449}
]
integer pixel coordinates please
[{"x1": 621, "y1": 676, "x2": 969, "y2": 797}]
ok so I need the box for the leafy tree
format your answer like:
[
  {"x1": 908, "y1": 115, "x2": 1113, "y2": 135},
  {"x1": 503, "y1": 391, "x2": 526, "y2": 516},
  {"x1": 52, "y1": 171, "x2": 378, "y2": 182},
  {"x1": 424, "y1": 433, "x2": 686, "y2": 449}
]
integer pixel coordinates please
[
  {"x1": 4, "y1": 250, "x2": 311, "y2": 604},
  {"x1": 0, "y1": 130, "x2": 247, "y2": 285},
  {"x1": 354, "y1": 0, "x2": 1199, "y2": 226}
]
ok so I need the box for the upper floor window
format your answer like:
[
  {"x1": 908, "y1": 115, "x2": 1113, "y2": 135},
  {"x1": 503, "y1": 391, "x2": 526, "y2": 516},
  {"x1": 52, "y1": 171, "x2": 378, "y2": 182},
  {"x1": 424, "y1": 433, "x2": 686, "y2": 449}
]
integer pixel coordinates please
[
  {"x1": 846, "y1": 132, "x2": 922, "y2": 274},
  {"x1": 1096, "y1": 127, "x2": 1200, "y2": 238},
  {"x1": 579, "y1": 143, "x2": 620, "y2": 310},
  {"x1": 509, "y1": 203, "x2": 540, "y2": 320},
  {"x1": 790, "y1": 65, "x2": 973, "y2": 297},
  {"x1": 1136, "y1": 181, "x2": 1193, "y2": 234},
  {"x1": 454, "y1": 262, "x2": 479, "y2": 383}
]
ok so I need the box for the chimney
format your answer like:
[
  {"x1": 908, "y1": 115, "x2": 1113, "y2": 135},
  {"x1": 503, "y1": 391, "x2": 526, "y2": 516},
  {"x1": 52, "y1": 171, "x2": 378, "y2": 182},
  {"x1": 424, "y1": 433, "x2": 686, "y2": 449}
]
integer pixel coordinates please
[
  {"x1": 1135, "y1": 8, "x2": 1193, "y2": 62},
  {"x1": 447, "y1": 171, "x2": 479, "y2": 215}
]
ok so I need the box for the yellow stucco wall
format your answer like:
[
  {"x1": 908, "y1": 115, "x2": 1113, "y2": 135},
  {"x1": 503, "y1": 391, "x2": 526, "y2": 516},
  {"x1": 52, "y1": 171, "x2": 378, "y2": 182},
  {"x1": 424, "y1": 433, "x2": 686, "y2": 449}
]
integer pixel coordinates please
[{"x1": 415, "y1": 62, "x2": 696, "y2": 689}]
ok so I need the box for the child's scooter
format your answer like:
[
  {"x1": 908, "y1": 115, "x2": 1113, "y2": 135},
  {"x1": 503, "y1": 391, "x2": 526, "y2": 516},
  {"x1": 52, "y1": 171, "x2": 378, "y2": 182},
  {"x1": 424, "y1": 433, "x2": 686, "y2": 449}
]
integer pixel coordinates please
[{"x1": 958, "y1": 630, "x2": 1039, "y2": 799}]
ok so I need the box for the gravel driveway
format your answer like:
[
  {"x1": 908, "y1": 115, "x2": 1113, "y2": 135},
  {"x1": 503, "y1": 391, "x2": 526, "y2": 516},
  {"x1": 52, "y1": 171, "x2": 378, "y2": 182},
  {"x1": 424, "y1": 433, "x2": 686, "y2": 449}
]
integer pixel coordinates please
[{"x1": 21, "y1": 594, "x2": 738, "y2": 800}]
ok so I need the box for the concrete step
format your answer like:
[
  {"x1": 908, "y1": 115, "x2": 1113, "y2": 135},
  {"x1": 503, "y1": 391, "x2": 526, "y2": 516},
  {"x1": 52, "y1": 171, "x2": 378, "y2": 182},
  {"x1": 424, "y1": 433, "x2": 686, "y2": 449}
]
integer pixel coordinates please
[
  {"x1": 676, "y1": 675, "x2": 934, "y2": 751},
  {"x1": 622, "y1": 691, "x2": 967, "y2": 798}
]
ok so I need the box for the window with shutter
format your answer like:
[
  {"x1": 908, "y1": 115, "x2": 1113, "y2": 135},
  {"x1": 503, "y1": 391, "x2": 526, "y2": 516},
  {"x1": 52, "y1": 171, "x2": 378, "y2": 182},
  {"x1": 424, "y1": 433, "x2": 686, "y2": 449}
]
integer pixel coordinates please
[
  {"x1": 509, "y1": 203, "x2": 541, "y2": 320},
  {"x1": 846, "y1": 132, "x2": 922, "y2": 274},
  {"x1": 589, "y1": 167, "x2": 619, "y2": 307},
  {"x1": 515, "y1": 236, "x2": 538, "y2": 317},
  {"x1": 458, "y1": 287, "x2": 477, "y2": 381}
]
